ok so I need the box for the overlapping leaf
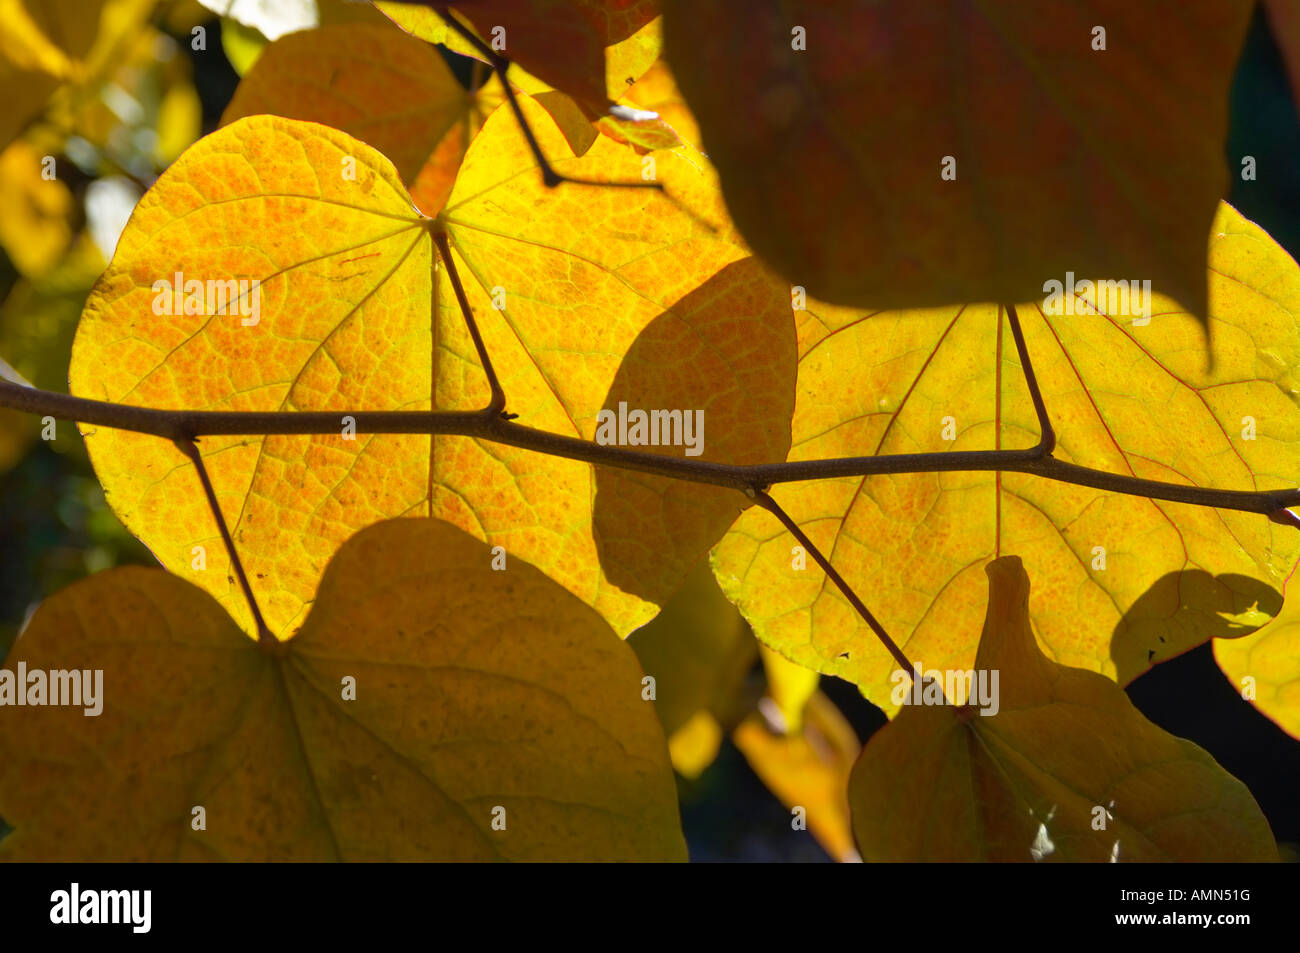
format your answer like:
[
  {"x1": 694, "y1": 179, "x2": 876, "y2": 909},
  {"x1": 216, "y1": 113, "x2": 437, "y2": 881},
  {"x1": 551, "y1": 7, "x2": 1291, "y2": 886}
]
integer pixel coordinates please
[
  {"x1": 0, "y1": 518, "x2": 686, "y2": 861},
  {"x1": 628, "y1": 558, "x2": 755, "y2": 776},
  {"x1": 377, "y1": 0, "x2": 660, "y2": 116},
  {"x1": 221, "y1": 21, "x2": 503, "y2": 215},
  {"x1": 1215, "y1": 602, "x2": 1300, "y2": 741},
  {"x1": 849, "y1": 556, "x2": 1278, "y2": 862},
  {"x1": 712, "y1": 202, "x2": 1300, "y2": 714},
  {"x1": 662, "y1": 0, "x2": 1252, "y2": 321},
  {"x1": 70, "y1": 98, "x2": 793, "y2": 643}
]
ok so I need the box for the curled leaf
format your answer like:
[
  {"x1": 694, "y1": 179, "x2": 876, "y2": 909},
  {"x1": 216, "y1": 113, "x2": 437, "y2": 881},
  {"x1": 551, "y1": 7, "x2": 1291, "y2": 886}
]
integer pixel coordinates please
[{"x1": 848, "y1": 556, "x2": 1278, "y2": 862}]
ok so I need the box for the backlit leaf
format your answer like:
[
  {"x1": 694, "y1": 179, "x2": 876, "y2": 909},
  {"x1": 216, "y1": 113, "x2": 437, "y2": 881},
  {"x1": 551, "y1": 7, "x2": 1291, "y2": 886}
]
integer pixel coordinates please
[
  {"x1": 629, "y1": 557, "x2": 756, "y2": 775},
  {"x1": 734, "y1": 690, "x2": 860, "y2": 862},
  {"x1": 662, "y1": 0, "x2": 1252, "y2": 322},
  {"x1": 220, "y1": 21, "x2": 499, "y2": 214},
  {"x1": 1215, "y1": 602, "x2": 1300, "y2": 741},
  {"x1": 712, "y1": 202, "x2": 1300, "y2": 714},
  {"x1": 757, "y1": 643, "x2": 818, "y2": 734},
  {"x1": 70, "y1": 101, "x2": 794, "y2": 643},
  {"x1": 848, "y1": 556, "x2": 1278, "y2": 862},
  {"x1": 376, "y1": 1, "x2": 661, "y2": 115},
  {"x1": 0, "y1": 518, "x2": 687, "y2": 861}
]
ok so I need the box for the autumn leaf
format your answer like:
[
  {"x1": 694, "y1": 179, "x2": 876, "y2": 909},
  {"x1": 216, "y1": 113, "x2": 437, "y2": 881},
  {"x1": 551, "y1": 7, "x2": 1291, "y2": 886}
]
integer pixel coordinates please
[
  {"x1": 0, "y1": 234, "x2": 104, "y2": 472},
  {"x1": 0, "y1": 0, "x2": 155, "y2": 150},
  {"x1": 221, "y1": 21, "x2": 502, "y2": 215},
  {"x1": 1215, "y1": 601, "x2": 1300, "y2": 741},
  {"x1": 376, "y1": 0, "x2": 661, "y2": 118},
  {"x1": 0, "y1": 139, "x2": 73, "y2": 277},
  {"x1": 756, "y1": 643, "x2": 819, "y2": 734},
  {"x1": 734, "y1": 690, "x2": 860, "y2": 863},
  {"x1": 848, "y1": 556, "x2": 1278, "y2": 862},
  {"x1": 0, "y1": 518, "x2": 686, "y2": 861},
  {"x1": 711, "y1": 202, "x2": 1300, "y2": 714},
  {"x1": 608, "y1": 57, "x2": 700, "y2": 152},
  {"x1": 662, "y1": 0, "x2": 1252, "y2": 323},
  {"x1": 628, "y1": 557, "x2": 756, "y2": 776},
  {"x1": 70, "y1": 100, "x2": 793, "y2": 644}
]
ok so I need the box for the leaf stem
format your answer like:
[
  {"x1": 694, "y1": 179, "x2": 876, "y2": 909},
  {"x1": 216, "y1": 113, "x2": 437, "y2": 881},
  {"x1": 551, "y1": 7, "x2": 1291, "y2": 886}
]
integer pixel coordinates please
[
  {"x1": 171, "y1": 436, "x2": 277, "y2": 650},
  {"x1": 433, "y1": 229, "x2": 506, "y2": 413},
  {"x1": 753, "y1": 490, "x2": 921, "y2": 678},
  {"x1": 432, "y1": 4, "x2": 663, "y2": 192},
  {"x1": 1004, "y1": 303, "x2": 1055, "y2": 455}
]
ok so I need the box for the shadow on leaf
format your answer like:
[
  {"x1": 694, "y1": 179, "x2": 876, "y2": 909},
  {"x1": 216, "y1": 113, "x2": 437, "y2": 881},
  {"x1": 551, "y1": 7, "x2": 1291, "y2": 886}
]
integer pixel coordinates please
[
  {"x1": 590, "y1": 257, "x2": 795, "y2": 605},
  {"x1": 1111, "y1": 570, "x2": 1282, "y2": 685}
]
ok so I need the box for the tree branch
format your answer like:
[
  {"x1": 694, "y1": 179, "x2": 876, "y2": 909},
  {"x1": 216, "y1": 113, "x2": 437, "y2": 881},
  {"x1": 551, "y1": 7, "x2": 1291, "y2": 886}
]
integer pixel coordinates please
[{"x1": 5, "y1": 379, "x2": 1298, "y2": 518}]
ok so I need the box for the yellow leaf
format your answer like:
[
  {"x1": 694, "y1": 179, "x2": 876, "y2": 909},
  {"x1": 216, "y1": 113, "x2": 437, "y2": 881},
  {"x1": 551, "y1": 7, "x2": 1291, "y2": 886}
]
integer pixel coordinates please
[
  {"x1": 734, "y1": 692, "x2": 860, "y2": 862},
  {"x1": 848, "y1": 556, "x2": 1278, "y2": 862},
  {"x1": 0, "y1": 0, "x2": 154, "y2": 150},
  {"x1": 0, "y1": 0, "x2": 76, "y2": 77},
  {"x1": 712, "y1": 202, "x2": 1300, "y2": 714},
  {"x1": 0, "y1": 139, "x2": 73, "y2": 277},
  {"x1": 0, "y1": 231, "x2": 104, "y2": 395},
  {"x1": 667, "y1": 709, "x2": 722, "y2": 779},
  {"x1": 70, "y1": 102, "x2": 793, "y2": 643},
  {"x1": 1215, "y1": 603, "x2": 1300, "y2": 741},
  {"x1": 219, "y1": 17, "x2": 268, "y2": 75},
  {"x1": 662, "y1": 0, "x2": 1253, "y2": 323},
  {"x1": 0, "y1": 518, "x2": 686, "y2": 861},
  {"x1": 376, "y1": 2, "x2": 661, "y2": 113},
  {"x1": 221, "y1": 22, "x2": 496, "y2": 215},
  {"x1": 757, "y1": 643, "x2": 818, "y2": 734},
  {"x1": 614, "y1": 58, "x2": 700, "y2": 151},
  {"x1": 629, "y1": 557, "x2": 756, "y2": 776},
  {"x1": 153, "y1": 80, "x2": 203, "y2": 169}
]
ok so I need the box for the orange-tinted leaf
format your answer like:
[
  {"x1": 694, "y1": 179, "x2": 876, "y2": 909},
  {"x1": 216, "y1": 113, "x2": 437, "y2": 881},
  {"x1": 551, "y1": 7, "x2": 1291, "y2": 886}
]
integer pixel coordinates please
[
  {"x1": 734, "y1": 691, "x2": 860, "y2": 863},
  {"x1": 0, "y1": 518, "x2": 686, "y2": 861},
  {"x1": 662, "y1": 0, "x2": 1252, "y2": 322},
  {"x1": 848, "y1": 556, "x2": 1278, "y2": 862},
  {"x1": 70, "y1": 102, "x2": 792, "y2": 643},
  {"x1": 221, "y1": 22, "x2": 502, "y2": 216},
  {"x1": 619, "y1": 58, "x2": 700, "y2": 150}
]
